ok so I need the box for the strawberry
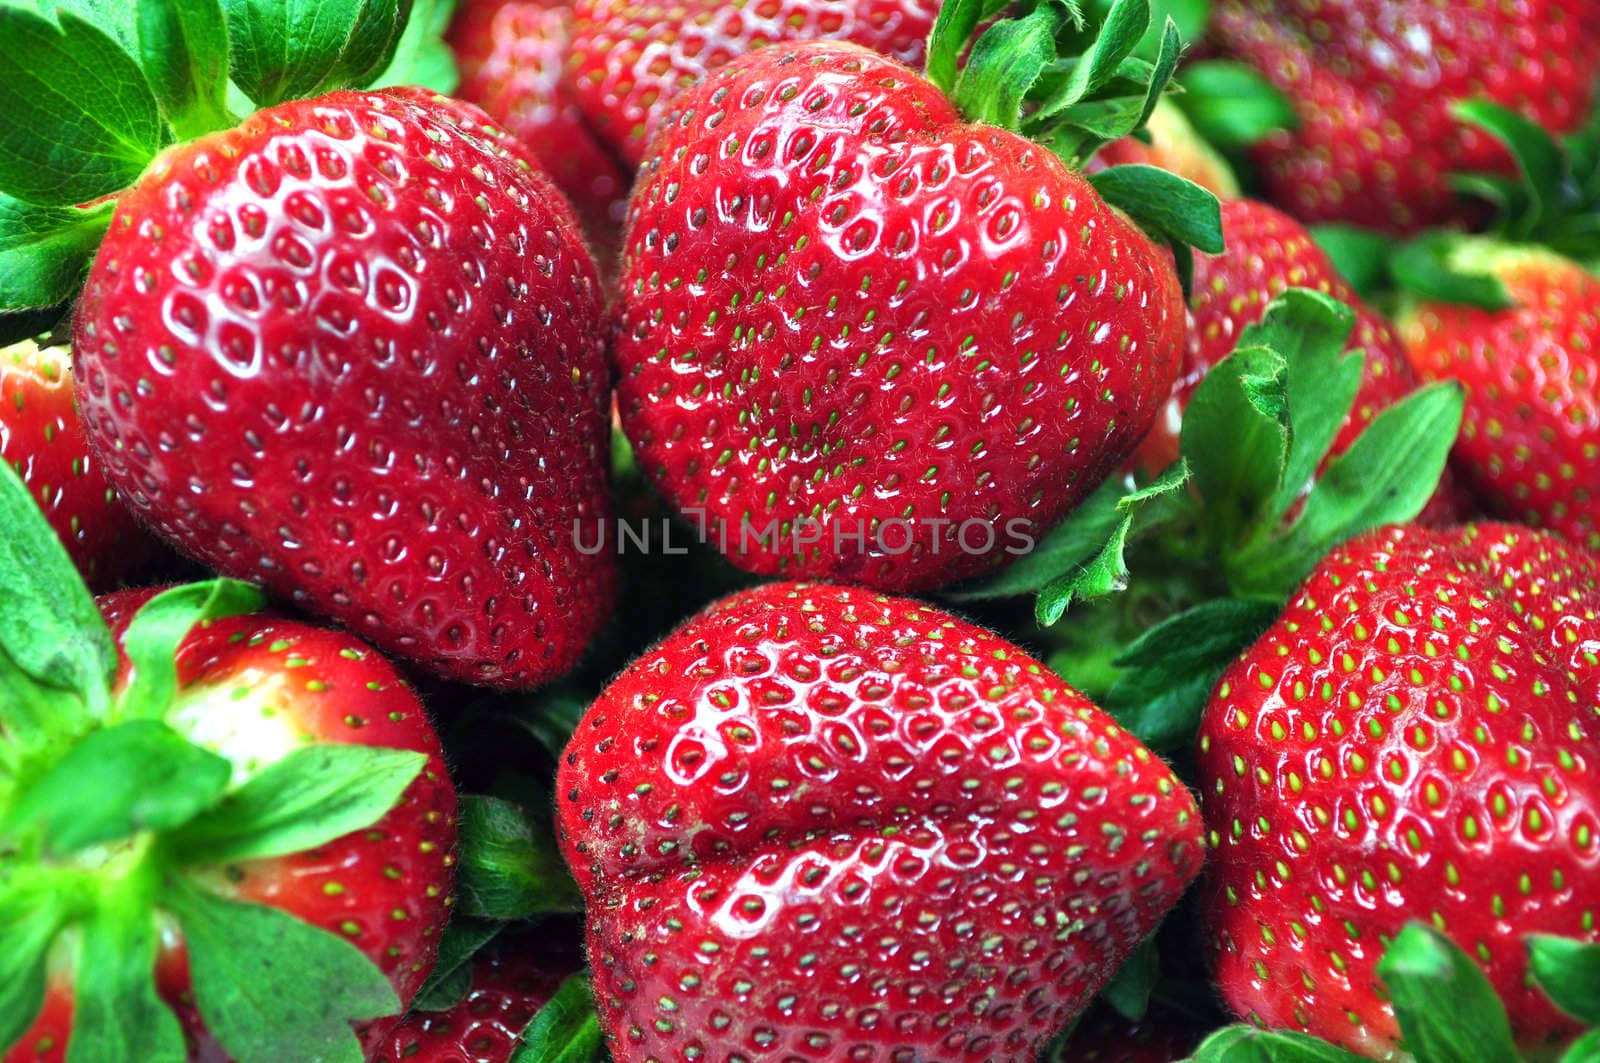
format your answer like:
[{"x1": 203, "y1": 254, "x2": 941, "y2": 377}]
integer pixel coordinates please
[
  {"x1": 1129, "y1": 199, "x2": 1470, "y2": 524},
  {"x1": 1396, "y1": 241, "x2": 1600, "y2": 551},
  {"x1": 557, "y1": 581, "x2": 1205, "y2": 1062},
  {"x1": 447, "y1": 0, "x2": 630, "y2": 249},
  {"x1": 0, "y1": 460, "x2": 456, "y2": 1062},
  {"x1": 1209, "y1": 0, "x2": 1600, "y2": 233},
  {"x1": 369, "y1": 929, "x2": 579, "y2": 1063},
  {"x1": 0, "y1": 336, "x2": 153, "y2": 588},
  {"x1": 565, "y1": 0, "x2": 939, "y2": 167},
  {"x1": 613, "y1": 6, "x2": 1222, "y2": 592},
  {"x1": 1195, "y1": 522, "x2": 1600, "y2": 1057},
  {"x1": 71, "y1": 86, "x2": 616, "y2": 688}
]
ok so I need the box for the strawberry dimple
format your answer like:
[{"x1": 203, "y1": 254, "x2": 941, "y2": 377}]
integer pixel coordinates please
[
  {"x1": 560, "y1": 582, "x2": 1204, "y2": 1062},
  {"x1": 1196, "y1": 523, "x2": 1600, "y2": 1056},
  {"x1": 73, "y1": 89, "x2": 615, "y2": 689},
  {"x1": 616, "y1": 44, "x2": 1184, "y2": 592}
]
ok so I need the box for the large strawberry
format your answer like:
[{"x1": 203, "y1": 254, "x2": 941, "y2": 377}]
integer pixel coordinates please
[
  {"x1": 1396, "y1": 241, "x2": 1599, "y2": 551},
  {"x1": 0, "y1": 335, "x2": 154, "y2": 588},
  {"x1": 566, "y1": 0, "x2": 939, "y2": 167},
  {"x1": 613, "y1": 3, "x2": 1222, "y2": 592},
  {"x1": 447, "y1": 0, "x2": 630, "y2": 248},
  {"x1": 557, "y1": 580, "x2": 1205, "y2": 1062},
  {"x1": 1209, "y1": 0, "x2": 1600, "y2": 233},
  {"x1": 0, "y1": 460, "x2": 456, "y2": 1062},
  {"x1": 1195, "y1": 522, "x2": 1600, "y2": 1056},
  {"x1": 0, "y1": 3, "x2": 615, "y2": 688}
]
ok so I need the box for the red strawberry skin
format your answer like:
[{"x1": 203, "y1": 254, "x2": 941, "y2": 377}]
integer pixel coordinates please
[
  {"x1": 1131, "y1": 199, "x2": 1468, "y2": 524},
  {"x1": 567, "y1": 0, "x2": 939, "y2": 165},
  {"x1": 558, "y1": 582, "x2": 1204, "y2": 1063},
  {"x1": 1398, "y1": 246, "x2": 1600, "y2": 551},
  {"x1": 369, "y1": 930, "x2": 579, "y2": 1063},
  {"x1": 5, "y1": 588, "x2": 458, "y2": 1062},
  {"x1": 614, "y1": 43, "x2": 1186, "y2": 592},
  {"x1": 447, "y1": 0, "x2": 630, "y2": 247},
  {"x1": 71, "y1": 88, "x2": 615, "y2": 689},
  {"x1": 1196, "y1": 523, "x2": 1600, "y2": 1056},
  {"x1": 1210, "y1": 0, "x2": 1600, "y2": 232},
  {"x1": 1, "y1": 338, "x2": 153, "y2": 588}
]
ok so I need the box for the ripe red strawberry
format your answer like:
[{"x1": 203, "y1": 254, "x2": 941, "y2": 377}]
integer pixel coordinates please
[
  {"x1": 1397, "y1": 242, "x2": 1600, "y2": 551},
  {"x1": 447, "y1": 0, "x2": 630, "y2": 248},
  {"x1": 0, "y1": 336, "x2": 153, "y2": 587},
  {"x1": 1195, "y1": 522, "x2": 1600, "y2": 1057},
  {"x1": 1209, "y1": 0, "x2": 1600, "y2": 232},
  {"x1": 369, "y1": 930, "x2": 579, "y2": 1063},
  {"x1": 558, "y1": 581, "x2": 1205, "y2": 1062},
  {"x1": 1129, "y1": 199, "x2": 1469, "y2": 524},
  {"x1": 72, "y1": 87, "x2": 616, "y2": 688},
  {"x1": 565, "y1": 0, "x2": 939, "y2": 166},
  {"x1": 614, "y1": 41, "x2": 1195, "y2": 591}
]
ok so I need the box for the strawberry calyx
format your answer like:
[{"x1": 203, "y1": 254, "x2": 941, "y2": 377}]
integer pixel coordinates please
[
  {"x1": 922, "y1": 0, "x2": 1224, "y2": 284},
  {"x1": 0, "y1": 0, "x2": 458, "y2": 325},
  {"x1": 0, "y1": 457, "x2": 429, "y2": 1062}
]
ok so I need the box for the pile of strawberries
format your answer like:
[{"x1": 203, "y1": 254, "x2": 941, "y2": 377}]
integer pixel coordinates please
[{"x1": 0, "y1": 1, "x2": 1597, "y2": 1062}]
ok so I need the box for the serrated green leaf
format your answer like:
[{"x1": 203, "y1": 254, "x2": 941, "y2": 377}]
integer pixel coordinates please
[
  {"x1": 115, "y1": 579, "x2": 266, "y2": 722},
  {"x1": 0, "y1": 8, "x2": 169, "y2": 206},
  {"x1": 1035, "y1": 0, "x2": 1148, "y2": 115},
  {"x1": 68, "y1": 896, "x2": 186, "y2": 1063},
  {"x1": 0, "y1": 194, "x2": 112, "y2": 309},
  {"x1": 1174, "y1": 60, "x2": 1296, "y2": 149},
  {"x1": 413, "y1": 916, "x2": 502, "y2": 1012},
  {"x1": 137, "y1": 0, "x2": 232, "y2": 140},
  {"x1": 945, "y1": 474, "x2": 1127, "y2": 601},
  {"x1": 508, "y1": 975, "x2": 604, "y2": 1063},
  {"x1": 1181, "y1": 343, "x2": 1288, "y2": 535},
  {"x1": 1090, "y1": 164, "x2": 1225, "y2": 253},
  {"x1": 953, "y1": 3, "x2": 1068, "y2": 130},
  {"x1": 458, "y1": 795, "x2": 583, "y2": 920},
  {"x1": 1375, "y1": 923, "x2": 1519, "y2": 1063},
  {"x1": 1186, "y1": 1024, "x2": 1370, "y2": 1062},
  {"x1": 166, "y1": 744, "x2": 426, "y2": 865},
  {"x1": 368, "y1": 0, "x2": 458, "y2": 94},
  {"x1": 923, "y1": 0, "x2": 1015, "y2": 96},
  {"x1": 224, "y1": 0, "x2": 366, "y2": 106},
  {"x1": 164, "y1": 877, "x2": 400, "y2": 1063},
  {"x1": 1528, "y1": 935, "x2": 1600, "y2": 1025},
  {"x1": 1, "y1": 720, "x2": 231, "y2": 854},
  {"x1": 323, "y1": 0, "x2": 404, "y2": 90},
  {"x1": 39, "y1": 0, "x2": 137, "y2": 52}
]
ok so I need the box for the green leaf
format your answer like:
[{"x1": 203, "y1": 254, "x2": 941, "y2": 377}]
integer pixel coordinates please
[
  {"x1": 166, "y1": 744, "x2": 426, "y2": 865},
  {"x1": 1099, "y1": 933, "x2": 1158, "y2": 1021},
  {"x1": 0, "y1": 444, "x2": 115, "y2": 730},
  {"x1": 1174, "y1": 60, "x2": 1296, "y2": 149},
  {"x1": 1180, "y1": 343, "x2": 1289, "y2": 533},
  {"x1": 0, "y1": 195, "x2": 112, "y2": 310},
  {"x1": 1452, "y1": 98, "x2": 1562, "y2": 236},
  {"x1": 0, "y1": 879, "x2": 65, "y2": 1050},
  {"x1": 1036, "y1": 462, "x2": 1191, "y2": 625},
  {"x1": 163, "y1": 877, "x2": 400, "y2": 1063},
  {"x1": 1034, "y1": 0, "x2": 1149, "y2": 117},
  {"x1": 137, "y1": 0, "x2": 232, "y2": 140},
  {"x1": 945, "y1": 474, "x2": 1128, "y2": 601},
  {"x1": 1, "y1": 720, "x2": 231, "y2": 854},
  {"x1": 114, "y1": 579, "x2": 266, "y2": 722},
  {"x1": 1558, "y1": 1029, "x2": 1600, "y2": 1063},
  {"x1": 508, "y1": 975, "x2": 605, "y2": 1063},
  {"x1": 1375, "y1": 923, "x2": 1519, "y2": 1063},
  {"x1": 413, "y1": 916, "x2": 502, "y2": 1012},
  {"x1": 457, "y1": 795, "x2": 583, "y2": 920},
  {"x1": 952, "y1": 2, "x2": 1068, "y2": 130},
  {"x1": 1089, "y1": 164, "x2": 1225, "y2": 254},
  {"x1": 39, "y1": 0, "x2": 138, "y2": 52},
  {"x1": 1086, "y1": 0, "x2": 1208, "y2": 61},
  {"x1": 223, "y1": 0, "x2": 366, "y2": 106},
  {"x1": 1186, "y1": 1024, "x2": 1370, "y2": 1062},
  {"x1": 923, "y1": 0, "x2": 1014, "y2": 97},
  {"x1": 1528, "y1": 935, "x2": 1600, "y2": 1025},
  {"x1": 1391, "y1": 233, "x2": 1513, "y2": 311},
  {"x1": 368, "y1": 0, "x2": 459, "y2": 94},
  {"x1": 1228, "y1": 380, "x2": 1463, "y2": 600},
  {"x1": 67, "y1": 896, "x2": 186, "y2": 1063},
  {"x1": 323, "y1": 0, "x2": 405, "y2": 90},
  {"x1": 1309, "y1": 224, "x2": 1392, "y2": 302},
  {"x1": 509, "y1": 688, "x2": 593, "y2": 759},
  {"x1": 0, "y1": 8, "x2": 169, "y2": 206}
]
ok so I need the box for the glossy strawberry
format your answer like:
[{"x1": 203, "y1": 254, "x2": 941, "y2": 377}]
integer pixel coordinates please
[
  {"x1": 1131, "y1": 199, "x2": 1468, "y2": 524},
  {"x1": 72, "y1": 88, "x2": 615, "y2": 688},
  {"x1": 1397, "y1": 242, "x2": 1600, "y2": 551},
  {"x1": 1210, "y1": 0, "x2": 1600, "y2": 232},
  {"x1": 0, "y1": 336, "x2": 152, "y2": 587},
  {"x1": 566, "y1": 0, "x2": 938, "y2": 167},
  {"x1": 447, "y1": 0, "x2": 629, "y2": 248},
  {"x1": 558, "y1": 581, "x2": 1205, "y2": 1062},
  {"x1": 369, "y1": 930, "x2": 578, "y2": 1063},
  {"x1": 1196, "y1": 522, "x2": 1600, "y2": 1056},
  {"x1": 614, "y1": 42, "x2": 1188, "y2": 591}
]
